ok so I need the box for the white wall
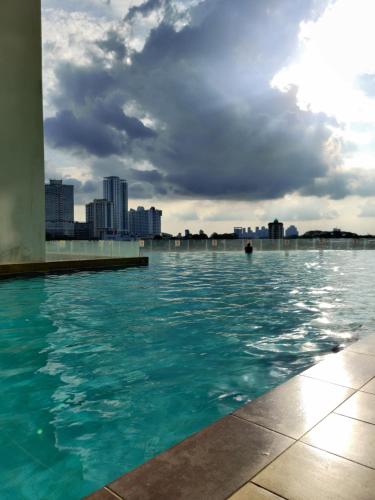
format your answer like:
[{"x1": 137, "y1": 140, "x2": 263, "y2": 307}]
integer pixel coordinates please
[{"x1": 0, "y1": 0, "x2": 45, "y2": 263}]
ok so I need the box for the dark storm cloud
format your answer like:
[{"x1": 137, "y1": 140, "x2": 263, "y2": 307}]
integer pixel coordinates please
[
  {"x1": 45, "y1": 64, "x2": 157, "y2": 154},
  {"x1": 46, "y1": 0, "x2": 353, "y2": 201},
  {"x1": 301, "y1": 171, "x2": 354, "y2": 199},
  {"x1": 53, "y1": 63, "x2": 114, "y2": 107},
  {"x1": 125, "y1": 0, "x2": 163, "y2": 21},
  {"x1": 45, "y1": 109, "x2": 127, "y2": 156},
  {"x1": 96, "y1": 31, "x2": 127, "y2": 61},
  {"x1": 88, "y1": 157, "x2": 168, "y2": 198},
  {"x1": 55, "y1": 177, "x2": 98, "y2": 204},
  {"x1": 65, "y1": 178, "x2": 97, "y2": 193},
  {"x1": 92, "y1": 101, "x2": 157, "y2": 139}
]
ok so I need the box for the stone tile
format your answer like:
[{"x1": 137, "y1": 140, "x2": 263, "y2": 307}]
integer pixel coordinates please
[
  {"x1": 335, "y1": 391, "x2": 375, "y2": 424},
  {"x1": 302, "y1": 350, "x2": 375, "y2": 389},
  {"x1": 362, "y1": 377, "x2": 375, "y2": 395},
  {"x1": 108, "y1": 416, "x2": 293, "y2": 500},
  {"x1": 347, "y1": 335, "x2": 375, "y2": 356},
  {"x1": 302, "y1": 413, "x2": 375, "y2": 469},
  {"x1": 234, "y1": 375, "x2": 353, "y2": 439},
  {"x1": 84, "y1": 488, "x2": 120, "y2": 500},
  {"x1": 229, "y1": 482, "x2": 282, "y2": 499},
  {"x1": 254, "y1": 441, "x2": 375, "y2": 500}
]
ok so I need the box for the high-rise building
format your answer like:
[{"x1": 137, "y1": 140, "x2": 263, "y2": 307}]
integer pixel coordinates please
[
  {"x1": 268, "y1": 219, "x2": 284, "y2": 239},
  {"x1": 103, "y1": 176, "x2": 128, "y2": 233},
  {"x1": 285, "y1": 225, "x2": 299, "y2": 238},
  {"x1": 234, "y1": 227, "x2": 245, "y2": 238},
  {"x1": 86, "y1": 199, "x2": 113, "y2": 239},
  {"x1": 45, "y1": 180, "x2": 74, "y2": 238},
  {"x1": 129, "y1": 206, "x2": 162, "y2": 238}
]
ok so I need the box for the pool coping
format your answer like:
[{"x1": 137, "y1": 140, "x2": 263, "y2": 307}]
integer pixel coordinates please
[
  {"x1": 85, "y1": 335, "x2": 375, "y2": 499},
  {"x1": 0, "y1": 256, "x2": 148, "y2": 279}
]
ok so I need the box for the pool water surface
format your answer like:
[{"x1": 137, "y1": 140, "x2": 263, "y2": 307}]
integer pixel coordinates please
[{"x1": 0, "y1": 250, "x2": 374, "y2": 499}]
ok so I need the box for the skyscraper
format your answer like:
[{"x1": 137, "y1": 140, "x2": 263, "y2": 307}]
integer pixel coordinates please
[
  {"x1": 129, "y1": 206, "x2": 162, "y2": 238},
  {"x1": 268, "y1": 219, "x2": 284, "y2": 239},
  {"x1": 103, "y1": 176, "x2": 128, "y2": 233},
  {"x1": 86, "y1": 199, "x2": 113, "y2": 239},
  {"x1": 45, "y1": 180, "x2": 74, "y2": 238}
]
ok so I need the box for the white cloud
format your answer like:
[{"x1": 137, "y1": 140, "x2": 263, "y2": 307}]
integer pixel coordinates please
[{"x1": 272, "y1": 0, "x2": 375, "y2": 172}]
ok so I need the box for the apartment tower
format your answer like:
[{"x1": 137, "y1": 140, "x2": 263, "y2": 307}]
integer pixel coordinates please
[{"x1": 103, "y1": 176, "x2": 128, "y2": 233}]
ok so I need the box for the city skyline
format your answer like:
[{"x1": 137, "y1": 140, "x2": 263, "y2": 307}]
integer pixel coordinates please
[
  {"x1": 46, "y1": 176, "x2": 368, "y2": 238},
  {"x1": 42, "y1": 0, "x2": 375, "y2": 235},
  {"x1": 45, "y1": 176, "x2": 163, "y2": 239}
]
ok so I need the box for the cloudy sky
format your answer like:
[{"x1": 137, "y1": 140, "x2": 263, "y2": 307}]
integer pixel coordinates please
[{"x1": 42, "y1": 0, "x2": 375, "y2": 235}]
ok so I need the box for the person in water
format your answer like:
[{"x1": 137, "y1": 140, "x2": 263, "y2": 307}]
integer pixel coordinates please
[{"x1": 244, "y1": 242, "x2": 253, "y2": 254}]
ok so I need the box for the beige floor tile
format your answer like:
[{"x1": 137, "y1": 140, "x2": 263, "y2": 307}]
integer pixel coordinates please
[
  {"x1": 347, "y1": 336, "x2": 375, "y2": 356},
  {"x1": 234, "y1": 375, "x2": 353, "y2": 439},
  {"x1": 229, "y1": 482, "x2": 282, "y2": 499},
  {"x1": 361, "y1": 377, "x2": 375, "y2": 395},
  {"x1": 254, "y1": 441, "x2": 375, "y2": 500},
  {"x1": 302, "y1": 350, "x2": 375, "y2": 389},
  {"x1": 302, "y1": 413, "x2": 375, "y2": 469},
  {"x1": 335, "y1": 391, "x2": 375, "y2": 425}
]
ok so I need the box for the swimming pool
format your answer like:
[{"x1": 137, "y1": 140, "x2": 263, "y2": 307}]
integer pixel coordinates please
[{"x1": 1, "y1": 250, "x2": 374, "y2": 499}]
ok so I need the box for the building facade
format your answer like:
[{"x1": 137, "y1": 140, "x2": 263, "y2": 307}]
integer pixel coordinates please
[
  {"x1": 103, "y1": 176, "x2": 128, "y2": 233},
  {"x1": 129, "y1": 206, "x2": 162, "y2": 238},
  {"x1": 268, "y1": 219, "x2": 284, "y2": 239},
  {"x1": 45, "y1": 180, "x2": 74, "y2": 238},
  {"x1": 74, "y1": 222, "x2": 90, "y2": 240},
  {"x1": 86, "y1": 199, "x2": 113, "y2": 239}
]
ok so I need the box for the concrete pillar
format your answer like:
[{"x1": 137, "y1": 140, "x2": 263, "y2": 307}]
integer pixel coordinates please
[{"x1": 0, "y1": 0, "x2": 45, "y2": 263}]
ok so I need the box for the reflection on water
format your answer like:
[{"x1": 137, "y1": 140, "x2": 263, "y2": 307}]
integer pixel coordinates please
[{"x1": 0, "y1": 250, "x2": 374, "y2": 499}]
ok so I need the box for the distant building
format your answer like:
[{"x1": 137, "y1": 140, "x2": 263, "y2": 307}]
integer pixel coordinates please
[
  {"x1": 45, "y1": 179, "x2": 74, "y2": 238},
  {"x1": 234, "y1": 226, "x2": 269, "y2": 239},
  {"x1": 129, "y1": 206, "x2": 162, "y2": 238},
  {"x1": 103, "y1": 176, "x2": 128, "y2": 233},
  {"x1": 285, "y1": 225, "x2": 299, "y2": 238},
  {"x1": 302, "y1": 229, "x2": 359, "y2": 239},
  {"x1": 74, "y1": 222, "x2": 90, "y2": 240},
  {"x1": 234, "y1": 227, "x2": 245, "y2": 238},
  {"x1": 184, "y1": 229, "x2": 191, "y2": 238},
  {"x1": 268, "y1": 219, "x2": 284, "y2": 239},
  {"x1": 86, "y1": 199, "x2": 113, "y2": 239},
  {"x1": 255, "y1": 226, "x2": 268, "y2": 238}
]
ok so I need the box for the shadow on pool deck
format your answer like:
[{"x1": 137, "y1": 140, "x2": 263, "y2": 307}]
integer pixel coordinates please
[{"x1": 86, "y1": 335, "x2": 375, "y2": 500}]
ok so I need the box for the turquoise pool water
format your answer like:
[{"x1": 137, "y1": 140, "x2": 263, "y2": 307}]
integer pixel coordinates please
[{"x1": 1, "y1": 250, "x2": 374, "y2": 499}]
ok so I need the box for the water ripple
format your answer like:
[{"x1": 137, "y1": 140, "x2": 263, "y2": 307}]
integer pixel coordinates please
[{"x1": 0, "y1": 250, "x2": 374, "y2": 499}]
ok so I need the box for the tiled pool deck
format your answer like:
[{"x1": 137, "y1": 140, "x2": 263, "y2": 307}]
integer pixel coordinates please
[
  {"x1": 0, "y1": 256, "x2": 148, "y2": 279},
  {"x1": 87, "y1": 336, "x2": 375, "y2": 500}
]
